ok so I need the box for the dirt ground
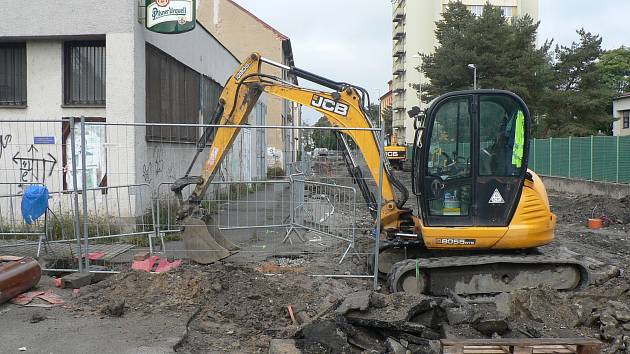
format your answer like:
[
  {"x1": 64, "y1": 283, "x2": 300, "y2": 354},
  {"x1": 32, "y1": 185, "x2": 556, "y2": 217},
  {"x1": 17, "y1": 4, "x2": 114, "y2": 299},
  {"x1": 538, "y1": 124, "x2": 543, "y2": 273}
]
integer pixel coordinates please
[{"x1": 2, "y1": 157, "x2": 630, "y2": 353}]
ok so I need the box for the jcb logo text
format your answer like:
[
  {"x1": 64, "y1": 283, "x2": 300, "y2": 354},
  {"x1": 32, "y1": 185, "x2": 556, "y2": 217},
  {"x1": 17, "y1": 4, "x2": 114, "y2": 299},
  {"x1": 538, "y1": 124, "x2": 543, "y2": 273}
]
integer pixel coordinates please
[{"x1": 311, "y1": 95, "x2": 349, "y2": 117}]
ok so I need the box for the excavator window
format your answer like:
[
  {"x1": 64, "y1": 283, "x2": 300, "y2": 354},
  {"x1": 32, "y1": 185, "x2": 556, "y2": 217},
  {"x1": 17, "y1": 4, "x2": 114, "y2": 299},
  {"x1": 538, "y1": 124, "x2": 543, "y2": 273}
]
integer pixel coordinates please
[
  {"x1": 426, "y1": 96, "x2": 473, "y2": 217},
  {"x1": 479, "y1": 96, "x2": 525, "y2": 176},
  {"x1": 419, "y1": 91, "x2": 530, "y2": 227}
]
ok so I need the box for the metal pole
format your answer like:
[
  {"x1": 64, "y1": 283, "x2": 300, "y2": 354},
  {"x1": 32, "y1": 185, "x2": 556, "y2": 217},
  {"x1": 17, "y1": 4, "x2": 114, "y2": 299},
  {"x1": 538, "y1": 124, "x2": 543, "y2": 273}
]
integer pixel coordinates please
[
  {"x1": 373, "y1": 124, "x2": 385, "y2": 290},
  {"x1": 69, "y1": 118, "x2": 83, "y2": 273},
  {"x1": 568, "y1": 136, "x2": 572, "y2": 178},
  {"x1": 532, "y1": 138, "x2": 536, "y2": 170},
  {"x1": 616, "y1": 136, "x2": 620, "y2": 183},
  {"x1": 549, "y1": 137, "x2": 553, "y2": 176},
  {"x1": 590, "y1": 135, "x2": 594, "y2": 181},
  {"x1": 80, "y1": 116, "x2": 90, "y2": 271},
  {"x1": 473, "y1": 68, "x2": 477, "y2": 90}
]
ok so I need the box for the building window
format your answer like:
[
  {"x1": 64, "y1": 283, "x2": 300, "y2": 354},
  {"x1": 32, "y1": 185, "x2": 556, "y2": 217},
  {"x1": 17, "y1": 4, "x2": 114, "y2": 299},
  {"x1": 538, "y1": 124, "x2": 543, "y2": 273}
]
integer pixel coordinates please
[
  {"x1": 624, "y1": 111, "x2": 630, "y2": 129},
  {"x1": 64, "y1": 41, "x2": 106, "y2": 106},
  {"x1": 500, "y1": 6, "x2": 515, "y2": 19},
  {"x1": 468, "y1": 5, "x2": 484, "y2": 17},
  {"x1": 146, "y1": 44, "x2": 200, "y2": 142},
  {"x1": 0, "y1": 43, "x2": 27, "y2": 106},
  {"x1": 62, "y1": 117, "x2": 108, "y2": 191}
]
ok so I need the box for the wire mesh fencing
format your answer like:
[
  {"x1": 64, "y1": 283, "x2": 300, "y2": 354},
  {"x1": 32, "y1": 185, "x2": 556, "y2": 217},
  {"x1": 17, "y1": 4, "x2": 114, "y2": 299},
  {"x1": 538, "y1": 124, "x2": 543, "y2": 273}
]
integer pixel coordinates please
[
  {"x1": 529, "y1": 135, "x2": 630, "y2": 184},
  {"x1": 0, "y1": 119, "x2": 387, "y2": 280}
]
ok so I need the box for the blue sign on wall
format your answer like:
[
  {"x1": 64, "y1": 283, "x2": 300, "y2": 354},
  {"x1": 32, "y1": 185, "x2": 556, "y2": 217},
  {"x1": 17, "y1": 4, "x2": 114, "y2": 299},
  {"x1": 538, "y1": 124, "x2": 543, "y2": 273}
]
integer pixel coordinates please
[{"x1": 34, "y1": 136, "x2": 55, "y2": 145}]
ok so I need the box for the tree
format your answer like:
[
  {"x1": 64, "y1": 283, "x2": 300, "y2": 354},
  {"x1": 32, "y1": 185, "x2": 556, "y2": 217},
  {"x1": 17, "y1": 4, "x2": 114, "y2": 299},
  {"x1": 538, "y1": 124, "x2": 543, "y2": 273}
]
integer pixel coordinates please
[
  {"x1": 598, "y1": 46, "x2": 630, "y2": 94},
  {"x1": 382, "y1": 106, "x2": 393, "y2": 138},
  {"x1": 367, "y1": 103, "x2": 380, "y2": 126},
  {"x1": 311, "y1": 116, "x2": 338, "y2": 150},
  {"x1": 542, "y1": 30, "x2": 615, "y2": 136},
  {"x1": 420, "y1": 2, "x2": 551, "y2": 118}
]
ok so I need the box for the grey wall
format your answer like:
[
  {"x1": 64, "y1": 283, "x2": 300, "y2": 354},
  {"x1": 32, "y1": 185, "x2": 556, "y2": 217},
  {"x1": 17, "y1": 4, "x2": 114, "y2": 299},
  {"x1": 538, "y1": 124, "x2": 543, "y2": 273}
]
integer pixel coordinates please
[
  {"x1": 542, "y1": 176, "x2": 630, "y2": 199},
  {"x1": 0, "y1": 0, "x2": 135, "y2": 37}
]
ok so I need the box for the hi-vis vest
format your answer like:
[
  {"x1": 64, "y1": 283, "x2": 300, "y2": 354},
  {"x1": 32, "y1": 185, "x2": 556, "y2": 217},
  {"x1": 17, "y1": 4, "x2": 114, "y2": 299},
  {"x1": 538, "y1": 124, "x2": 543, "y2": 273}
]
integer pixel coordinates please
[{"x1": 512, "y1": 110, "x2": 525, "y2": 168}]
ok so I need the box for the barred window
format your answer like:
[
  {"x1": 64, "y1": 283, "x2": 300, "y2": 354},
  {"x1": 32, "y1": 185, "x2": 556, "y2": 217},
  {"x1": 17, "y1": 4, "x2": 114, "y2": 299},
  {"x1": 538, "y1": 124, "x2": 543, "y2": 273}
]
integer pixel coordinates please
[
  {"x1": 146, "y1": 44, "x2": 200, "y2": 142},
  {"x1": 624, "y1": 111, "x2": 629, "y2": 129},
  {"x1": 0, "y1": 43, "x2": 27, "y2": 106},
  {"x1": 64, "y1": 41, "x2": 106, "y2": 106}
]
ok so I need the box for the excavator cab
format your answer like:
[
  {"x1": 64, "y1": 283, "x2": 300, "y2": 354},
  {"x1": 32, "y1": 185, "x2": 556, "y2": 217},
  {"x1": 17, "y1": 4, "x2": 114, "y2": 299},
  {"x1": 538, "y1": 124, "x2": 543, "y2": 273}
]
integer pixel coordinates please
[{"x1": 412, "y1": 90, "x2": 530, "y2": 228}]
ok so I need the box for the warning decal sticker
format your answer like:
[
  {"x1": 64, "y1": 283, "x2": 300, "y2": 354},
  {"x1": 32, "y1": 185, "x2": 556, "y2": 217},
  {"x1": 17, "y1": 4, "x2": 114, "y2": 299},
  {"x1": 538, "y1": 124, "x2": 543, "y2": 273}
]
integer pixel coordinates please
[{"x1": 489, "y1": 188, "x2": 505, "y2": 204}]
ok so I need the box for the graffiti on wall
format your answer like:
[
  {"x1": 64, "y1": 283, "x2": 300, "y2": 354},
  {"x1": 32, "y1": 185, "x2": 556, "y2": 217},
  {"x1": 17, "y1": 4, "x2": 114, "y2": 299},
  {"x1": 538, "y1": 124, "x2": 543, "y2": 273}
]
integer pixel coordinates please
[
  {"x1": 12, "y1": 145, "x2": 58, "y2": 183},
  {"x1": 0, "y1": 133, "x2": 12, "y2": 159},
  {"x1": 143, "y1": 145, "x2": 165, "y2": 183}
]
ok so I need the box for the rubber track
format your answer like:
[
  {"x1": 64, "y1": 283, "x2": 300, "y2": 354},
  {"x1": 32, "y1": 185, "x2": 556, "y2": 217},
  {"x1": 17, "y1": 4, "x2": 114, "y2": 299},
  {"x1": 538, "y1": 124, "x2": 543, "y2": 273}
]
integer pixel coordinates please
[
  {"x1": 387, "y1": 253, "x2": 592, "y2": 295},
  {"x1": 368, "y1": 239, "x2": 425, "y2": 278}
]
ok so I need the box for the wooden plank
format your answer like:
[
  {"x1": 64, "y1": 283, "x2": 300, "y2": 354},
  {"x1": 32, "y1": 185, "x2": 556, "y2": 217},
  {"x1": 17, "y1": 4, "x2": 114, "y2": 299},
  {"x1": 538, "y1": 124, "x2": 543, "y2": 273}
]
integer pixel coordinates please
[
  {"x1": 513, "y1": 347, "x2": 533, "y2": 354},
  {"x1": 533, "y1": 344, "x2": 573, "y2": 350},
  {"x1": 441, "y1": 338, "x2": 601, "y2": 347},
  {"x1": 443, "y1": 344, "x2": 464, "y2": 354},
  {"x1": 532, "y1": 349, "x2": 572, "y2": 354}
]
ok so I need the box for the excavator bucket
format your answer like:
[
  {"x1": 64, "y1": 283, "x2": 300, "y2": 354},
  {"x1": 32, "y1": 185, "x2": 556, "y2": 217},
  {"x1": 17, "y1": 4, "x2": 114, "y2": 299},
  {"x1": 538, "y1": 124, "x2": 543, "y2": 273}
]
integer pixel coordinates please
[
  {"x1": 180, "y1": 216, "x2": 238, "y2": 264},
  {"x1": 202, "y1": 215, "x2": 240, "y2": 252}
]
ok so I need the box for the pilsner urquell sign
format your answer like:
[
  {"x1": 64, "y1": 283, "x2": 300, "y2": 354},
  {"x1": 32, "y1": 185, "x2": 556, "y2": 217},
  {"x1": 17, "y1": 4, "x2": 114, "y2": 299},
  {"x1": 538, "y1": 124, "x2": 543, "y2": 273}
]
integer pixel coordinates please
[{"x1": 146, "y1": 0, "x2": 196, "y2": 34}]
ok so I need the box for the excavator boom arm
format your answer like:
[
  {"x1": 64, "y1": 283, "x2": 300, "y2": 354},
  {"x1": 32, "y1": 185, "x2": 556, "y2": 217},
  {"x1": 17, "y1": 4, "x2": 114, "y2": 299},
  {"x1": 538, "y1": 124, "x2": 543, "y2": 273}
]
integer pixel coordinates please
[{"x1": 174, "y1": 53, "x2": 408, "y2": 227}]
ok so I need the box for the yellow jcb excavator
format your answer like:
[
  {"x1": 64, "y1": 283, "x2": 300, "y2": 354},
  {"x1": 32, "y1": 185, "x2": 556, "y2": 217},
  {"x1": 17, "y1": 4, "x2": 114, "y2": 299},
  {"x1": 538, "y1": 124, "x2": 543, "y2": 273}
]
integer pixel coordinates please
[
  {"x1": 384, "y1": 134, "x2": 407, "y2": 170},
  {"x1": 172, "y1": 53, "x2": 591, "y2": 296}
]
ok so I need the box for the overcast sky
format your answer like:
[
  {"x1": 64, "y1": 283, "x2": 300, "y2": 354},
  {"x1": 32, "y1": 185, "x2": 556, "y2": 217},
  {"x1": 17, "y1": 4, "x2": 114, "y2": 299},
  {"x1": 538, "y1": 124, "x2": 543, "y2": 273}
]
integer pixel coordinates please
[{"x1": 233, "y1": 0, "x2": 630, "y2": 124}]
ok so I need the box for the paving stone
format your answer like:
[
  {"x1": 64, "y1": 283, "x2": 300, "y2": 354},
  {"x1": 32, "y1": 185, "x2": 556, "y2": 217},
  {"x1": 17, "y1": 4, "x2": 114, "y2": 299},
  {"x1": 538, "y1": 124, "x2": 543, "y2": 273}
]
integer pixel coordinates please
[
  {"x1": 336, "y1": 290, "x2": 371, "y2": 315},
  {"x1": 61, "y1": 272, "x2": 92, "y2": 289}
]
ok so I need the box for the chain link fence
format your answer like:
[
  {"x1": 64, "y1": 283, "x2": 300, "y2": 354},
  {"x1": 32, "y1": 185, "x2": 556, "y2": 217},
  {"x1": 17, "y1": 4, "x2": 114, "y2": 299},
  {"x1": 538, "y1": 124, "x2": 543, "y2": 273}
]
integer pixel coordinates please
[
  {"x1": 529, "y1": 135, "x2": 630, "y2": 183},
  {"x1": 1, "y1": 118, "x2": 385, "y2": 282}
]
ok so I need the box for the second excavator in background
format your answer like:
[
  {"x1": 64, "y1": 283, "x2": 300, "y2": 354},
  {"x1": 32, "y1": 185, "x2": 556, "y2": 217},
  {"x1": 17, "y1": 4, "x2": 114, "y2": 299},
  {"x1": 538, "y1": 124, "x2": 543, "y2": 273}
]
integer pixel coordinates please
[{"x1": 171, "y1": 53, "x2": 593, "y2": 296}]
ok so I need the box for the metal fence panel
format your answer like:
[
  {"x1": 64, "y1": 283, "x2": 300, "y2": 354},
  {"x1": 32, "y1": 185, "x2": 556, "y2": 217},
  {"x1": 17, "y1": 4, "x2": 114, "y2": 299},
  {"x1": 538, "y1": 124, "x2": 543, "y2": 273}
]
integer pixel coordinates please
[
  {"x1": 533, "y1": 138, "x2": 550, "y2": 175},
  {"x1": 528, "y1": 135, "x2": 630, "y2": 185},
  {"x1": 620, "y1": 137, "x2": 630, "y2": 183},
  {"x1": 549, "y1": 138, "x2": 569, "y2": 177},
  {"x1": 592, "y1": 136, "x2": 617, "y2": 182}
]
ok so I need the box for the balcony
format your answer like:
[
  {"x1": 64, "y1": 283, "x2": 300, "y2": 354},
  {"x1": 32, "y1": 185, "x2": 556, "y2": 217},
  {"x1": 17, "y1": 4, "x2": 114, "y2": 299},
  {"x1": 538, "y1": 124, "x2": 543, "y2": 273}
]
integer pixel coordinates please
[
  {"x1": 393, "y1": 40, "x2": 405, "y2": 58},
  {"x1": 393, "y1": 3, "x2": 405, "y2": 23},
  {"x1": 393, "y1": 22, "x2": 405, "y2": 40},
  {"x1": 393, "y1": 60, "x2": 405, "y2": 75},
  {"x1": 392, "y1": 95, "x2": 405, "y2": 111},
  {"x1": 392, "y1": 79, "x2": 405, "y2": 94}
]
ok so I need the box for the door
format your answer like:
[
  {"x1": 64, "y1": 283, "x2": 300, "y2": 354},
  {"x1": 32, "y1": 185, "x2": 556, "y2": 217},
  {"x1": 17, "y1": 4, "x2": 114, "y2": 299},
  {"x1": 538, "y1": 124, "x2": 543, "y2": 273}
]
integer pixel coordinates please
[
  {"x1": 476, "y1": 94, "x2": 528, "y2": 226},
  {"x1": 421, "y1": 95, "x2": 474, "y2": 226}
]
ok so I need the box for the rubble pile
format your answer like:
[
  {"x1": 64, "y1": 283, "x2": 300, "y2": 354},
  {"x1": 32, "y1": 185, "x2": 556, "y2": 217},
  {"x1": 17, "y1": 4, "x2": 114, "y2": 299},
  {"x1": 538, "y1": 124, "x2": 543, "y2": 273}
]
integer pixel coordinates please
[
  {"x1": 284, "y1": 281, "x2": 630, "y2": 354},
  {"x1": 551, "y1": 194, "x2": 630, "y2": 226},
  {"x1": 570, "y1": 273, "x2": 630, "y2": 353}
]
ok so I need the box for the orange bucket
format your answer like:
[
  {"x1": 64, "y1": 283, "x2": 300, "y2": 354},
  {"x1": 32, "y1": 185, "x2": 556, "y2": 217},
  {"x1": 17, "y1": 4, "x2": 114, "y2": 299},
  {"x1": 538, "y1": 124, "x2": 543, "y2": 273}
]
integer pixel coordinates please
[{"x1": 588, "y1": 218, "x2": 603, "y2": 229}]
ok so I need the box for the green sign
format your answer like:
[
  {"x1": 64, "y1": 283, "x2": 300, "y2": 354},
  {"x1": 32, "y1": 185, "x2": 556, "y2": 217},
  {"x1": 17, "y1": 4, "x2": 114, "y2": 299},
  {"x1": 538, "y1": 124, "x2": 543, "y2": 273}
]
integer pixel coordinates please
[{"x1": 146, "y1": 0, "x2": 196, "y2": 34}]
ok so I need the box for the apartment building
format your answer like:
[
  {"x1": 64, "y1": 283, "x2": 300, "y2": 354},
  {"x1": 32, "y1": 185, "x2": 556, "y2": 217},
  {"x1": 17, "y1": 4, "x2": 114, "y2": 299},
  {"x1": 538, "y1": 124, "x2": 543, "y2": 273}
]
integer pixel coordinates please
[{"x1": 391, "y1": 0, "x2": 539, "y2": 145}]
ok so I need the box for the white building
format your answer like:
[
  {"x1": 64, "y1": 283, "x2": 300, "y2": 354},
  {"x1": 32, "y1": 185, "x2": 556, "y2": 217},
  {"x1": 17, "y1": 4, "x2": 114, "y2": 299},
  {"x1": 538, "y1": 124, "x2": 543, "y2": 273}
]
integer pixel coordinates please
[
  {"x1": 391, "y1": 0, "x2": 539, "y2": 145},
  {"x1": 0, "y1": 0, "x2": 267, "y2": 214},
  {"x1": 613, "y1": 93, "x2": 630, "y2": 136}
]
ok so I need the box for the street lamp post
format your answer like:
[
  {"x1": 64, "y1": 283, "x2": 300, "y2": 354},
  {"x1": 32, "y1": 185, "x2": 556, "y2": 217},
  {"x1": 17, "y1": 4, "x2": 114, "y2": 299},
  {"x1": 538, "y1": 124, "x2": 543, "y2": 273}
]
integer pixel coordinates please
[
  {"x1": 412, "y1": 54, "x2": 423, "y2": 108},
  {"x1": 467, "y1": 64, "x2": 477, "y2": 90},
  {"x1": 375, "y1": 88, "x2": 382, "y2": 124}
]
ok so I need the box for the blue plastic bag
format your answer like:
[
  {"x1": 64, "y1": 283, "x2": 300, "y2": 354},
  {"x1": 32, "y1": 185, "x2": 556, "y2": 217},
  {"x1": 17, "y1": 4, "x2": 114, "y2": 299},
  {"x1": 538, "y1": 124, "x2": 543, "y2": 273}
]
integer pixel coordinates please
[{"x1": 21, "y1": 185, "x2": 49, "y2": 224}]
